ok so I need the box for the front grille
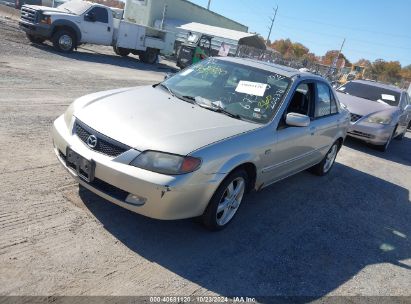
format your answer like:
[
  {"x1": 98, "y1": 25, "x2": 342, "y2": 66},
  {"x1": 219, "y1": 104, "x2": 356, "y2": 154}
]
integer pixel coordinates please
[
  {"x1": 348, "y1": 130, "x2": 374, "y2": 139},
  {"x1": 74, "y1": 120, "x2": 130, "y2": 157},
  {"x1": 20, "y1": 6, "x2": 38, "y2": 23},
  {"x1": 350, "y1": 113, "x2": 363, "y2": 122}
]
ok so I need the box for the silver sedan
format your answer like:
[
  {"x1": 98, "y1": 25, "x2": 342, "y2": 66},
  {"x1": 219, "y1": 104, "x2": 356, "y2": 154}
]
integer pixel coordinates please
[
  {"x1": 337, "y1": 80, "x2": 411, "y2": 151},
  {"x1": 52, "y1": 57, "x2": 349, "y2": 230}
]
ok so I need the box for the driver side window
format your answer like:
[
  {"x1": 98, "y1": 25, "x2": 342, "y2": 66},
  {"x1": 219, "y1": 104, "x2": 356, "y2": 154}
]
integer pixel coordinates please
[
  {"x1": 87, "y1": 7, "x2": 108, "y2": 23},
  {"x1": 286, "y1": 82, "x2": 314, "y2": 117}
]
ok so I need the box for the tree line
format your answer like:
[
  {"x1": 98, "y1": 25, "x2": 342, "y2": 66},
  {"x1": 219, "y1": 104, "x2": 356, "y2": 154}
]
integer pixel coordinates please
[{"x1": 268, "y1": 38, "x2": 411, "y2": 87}]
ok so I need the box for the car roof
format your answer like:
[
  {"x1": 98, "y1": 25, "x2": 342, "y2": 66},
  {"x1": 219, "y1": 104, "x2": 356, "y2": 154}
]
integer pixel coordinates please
[
  {"x1": 350, "y1": 79, "x2": 403, "y2": 93},
  {"x1": 215, "y1": 57, "x2": 323, "y2": 80}
]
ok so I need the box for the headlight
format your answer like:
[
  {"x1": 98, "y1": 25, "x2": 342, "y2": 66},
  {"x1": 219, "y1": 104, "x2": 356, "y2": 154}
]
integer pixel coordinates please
[
  {"x1": 40, "y1": 15, "x2": 51, "y2": 25},
  {"x1": 366, "y1": 115, "x2": 392, "y2": 125},
  {"x1": 130, "y1": 151, "x2": 201, "y2": 175}
]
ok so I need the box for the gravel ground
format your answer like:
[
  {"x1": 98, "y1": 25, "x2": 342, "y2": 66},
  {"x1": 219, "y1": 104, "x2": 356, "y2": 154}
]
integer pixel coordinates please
[{"x1": 0, "y1": 8, "x2": 411, "y2": 301}]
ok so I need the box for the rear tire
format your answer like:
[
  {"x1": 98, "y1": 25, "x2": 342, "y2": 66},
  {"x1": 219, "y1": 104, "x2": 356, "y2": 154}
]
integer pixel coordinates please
[
  {"x1": 52, "y1": 29, "x2": 75, "y2": 53},
  {"x1": 201, "y1": 169, "x2": 248, "y2": 231},
  {"x1": 113, "y1": 46, "x2": 130, "y2": 57},
  {"x1": 309, "y1": 141, "x2": 340, "y2": 176},
  {"x1": 26, "y1": 34, "x2": 45, "y2": 44},
  {"x1": 140, "y1": 47, "x2": 159, "y2": 64}
]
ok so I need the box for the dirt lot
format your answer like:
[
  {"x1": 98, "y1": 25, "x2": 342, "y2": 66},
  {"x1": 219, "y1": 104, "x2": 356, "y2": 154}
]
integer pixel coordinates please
[{"x1": 1, "y1": 8, "x2": 411, "y2": 300}]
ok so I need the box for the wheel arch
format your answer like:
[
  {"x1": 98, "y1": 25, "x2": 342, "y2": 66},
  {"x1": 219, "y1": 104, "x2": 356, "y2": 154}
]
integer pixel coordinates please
[
  {"x1": 51, "y1": 21, "x2": 81, "y2": 43},
  {"x1": 213, "y1": 154, "x2": 258, "y2": 193}
]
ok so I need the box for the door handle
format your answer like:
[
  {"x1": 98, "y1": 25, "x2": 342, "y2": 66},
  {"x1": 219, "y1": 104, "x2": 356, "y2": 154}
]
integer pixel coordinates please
[{"x1": 107, "y1": 26, "x2": 111, "y2": 32}]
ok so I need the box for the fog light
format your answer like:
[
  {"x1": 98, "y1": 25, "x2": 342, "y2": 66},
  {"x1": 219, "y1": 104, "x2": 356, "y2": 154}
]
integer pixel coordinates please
[{"x1": 125, "y1": 194, "x2": 146, "y2": 206}]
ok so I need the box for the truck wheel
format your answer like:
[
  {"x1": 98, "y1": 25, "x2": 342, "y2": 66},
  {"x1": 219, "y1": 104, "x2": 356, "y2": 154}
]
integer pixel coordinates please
[
  {"x1": 26, "y1": 34, "x2": 45, "y2": 44},
  {"x1": 113, "y1": 46, "x2": 130, "y2": 57},
  {"x1": 140, "y1": 48, "x2": 159, "y2": 64},
  {"x1": 52, "y1": 29, "x2": 75, "y2": 53}
]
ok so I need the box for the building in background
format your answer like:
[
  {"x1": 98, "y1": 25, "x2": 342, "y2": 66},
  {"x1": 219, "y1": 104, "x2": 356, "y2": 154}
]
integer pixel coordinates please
[{"x1": 123, "y1": 0, "x2": 248, "y2": 32}]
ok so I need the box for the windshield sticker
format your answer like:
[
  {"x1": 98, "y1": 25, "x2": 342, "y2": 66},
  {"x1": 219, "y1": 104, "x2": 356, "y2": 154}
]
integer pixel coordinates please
[
  {"x1": 180, "y1": 68, "x2": 193, "y2": 76},
  {"x1": 235, "y1": 81, "x2": 267, "y2": 97},
  {"x1": 381, "y1": 94, "x2": 395, "y2": 102}
]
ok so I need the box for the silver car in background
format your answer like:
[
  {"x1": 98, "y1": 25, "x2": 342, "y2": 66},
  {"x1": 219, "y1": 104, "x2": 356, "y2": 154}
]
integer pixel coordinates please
[
  {"x1": 336, "y1": 80, "x2": 411, "y2": 151},
  {"x1": 52, "y1": 57, "x2": 349, "y2": 230}
]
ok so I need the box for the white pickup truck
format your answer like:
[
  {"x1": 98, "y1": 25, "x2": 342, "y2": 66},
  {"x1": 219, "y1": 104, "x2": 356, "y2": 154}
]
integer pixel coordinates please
[{"x1": 19, "y1": 0, "x2": 174, "y2": 63}]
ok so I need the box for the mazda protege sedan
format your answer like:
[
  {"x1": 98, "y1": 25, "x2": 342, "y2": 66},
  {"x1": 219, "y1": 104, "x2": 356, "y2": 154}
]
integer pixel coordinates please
[{"x1": 52, "y1": 57, "x2": 349, "y2": 230}]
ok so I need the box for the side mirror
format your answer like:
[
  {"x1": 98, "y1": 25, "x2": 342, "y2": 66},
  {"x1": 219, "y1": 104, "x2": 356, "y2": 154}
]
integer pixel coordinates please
[
  {"x1": 286, "y1": 112, "x2": 310, "y2": 127},
  {"x1": 84, "y1": 12, "x2": 96, "y2": 22},
  {"x1": 164, "y1": 72, "x2": 174, "y2": 80},
  {"x1": 405, "y1": 105, "x2": 411, "y2": 112}
]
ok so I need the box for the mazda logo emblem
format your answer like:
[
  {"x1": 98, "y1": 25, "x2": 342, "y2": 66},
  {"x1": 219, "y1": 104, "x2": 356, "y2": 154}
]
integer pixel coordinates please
[{"x1": 86, "y1": 135, "x2": 97, "y2": 148}]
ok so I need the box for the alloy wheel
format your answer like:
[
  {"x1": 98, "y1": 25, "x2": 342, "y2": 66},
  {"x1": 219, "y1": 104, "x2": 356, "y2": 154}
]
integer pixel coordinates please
[
  {"x1": 323, "y1": 144, "x2": 338, "y2": 173},
  {"x1": 216, "y1": 177, "x2": 245, "y2": 226}
]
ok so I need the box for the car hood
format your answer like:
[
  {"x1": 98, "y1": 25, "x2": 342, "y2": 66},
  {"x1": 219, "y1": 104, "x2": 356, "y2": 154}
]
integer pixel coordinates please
[
  {"x1": 336, "y1": 92, "x2": 397, "y2": 117},
  {"x1": 74, "y1": 86, "x2": 260, "y2": 155}
]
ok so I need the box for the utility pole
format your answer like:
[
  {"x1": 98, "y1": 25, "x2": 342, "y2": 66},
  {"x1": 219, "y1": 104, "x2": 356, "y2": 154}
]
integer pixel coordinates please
[
  {"x1": 327, "y1": 38, "x2": 346, "y2": 78},
  {"x1": 207, "y1": 0, "x2": 211, "y2": 10},
  {"x1": 266, "y1": 5, "x2": 278, "y2": 46},
  {"x1": 160, "y1": 2, "x2": 168, "y2": 30}
]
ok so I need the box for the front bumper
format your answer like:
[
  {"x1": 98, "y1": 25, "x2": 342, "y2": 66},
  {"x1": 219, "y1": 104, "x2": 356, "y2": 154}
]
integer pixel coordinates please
[
  {"x1": 347, "y1": 121, "x2": 394, "y2": 145},
  {"x1": 19, "y1": 20, "x2": 52, "y2": 38},
  {"x1": 52, "y1": 115, "x2": 219, "y2": 220}
]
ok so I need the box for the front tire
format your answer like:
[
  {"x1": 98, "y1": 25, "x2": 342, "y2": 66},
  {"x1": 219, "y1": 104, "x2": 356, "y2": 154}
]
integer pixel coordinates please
[
  {"x1": 310, "y1": 141, "x2": 340, "y2": 176},
  {"x1": 26, "y1": 34, "x2": 45, "y2": 44},
  {"x1": 52, "y1": 29, "x2": 75, "y2": 53},
  {"x1": 201, "y1": 169, "x2": 248, "y2": 231}
]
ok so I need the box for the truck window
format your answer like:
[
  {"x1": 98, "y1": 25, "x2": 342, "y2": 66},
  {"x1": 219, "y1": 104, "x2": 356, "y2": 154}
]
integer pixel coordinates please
[{"x1": 88, "y1": 7, "x2": 108, "y2": 23}]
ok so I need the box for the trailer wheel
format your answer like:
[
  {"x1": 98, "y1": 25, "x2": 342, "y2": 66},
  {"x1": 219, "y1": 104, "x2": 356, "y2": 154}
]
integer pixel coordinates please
[
  {"x1": 26, "y1": 34, "x2": 45, "y2": 44},
  {"x1": 140, "y1": 48, "x2": 159, "y2": 64},
  {"x1": 113, "y1": 46, "x2": 130, "y2": 57}
]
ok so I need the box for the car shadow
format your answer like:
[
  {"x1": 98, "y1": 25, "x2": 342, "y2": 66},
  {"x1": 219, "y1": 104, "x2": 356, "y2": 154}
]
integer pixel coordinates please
[
  {"x1": 31, "y1": 43, "x2": 179, "y2": 73},
  {"x1": 343, "y1": 133, "x2": 411, "y2": 166},
  {"x1": 78, "y1": 162, "x2": 411, "y2": 300}
]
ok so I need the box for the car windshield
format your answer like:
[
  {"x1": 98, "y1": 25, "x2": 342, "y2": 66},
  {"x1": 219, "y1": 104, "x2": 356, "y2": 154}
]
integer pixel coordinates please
[
  {"x1": 59, "y1": 0, "x2": 92, "y2": 14},
  {"x1": 337, "y1": 82, "x2": 400, "y2": 107},
  {"x1": 162, "y1": 58, "x2": 291, "y2": 124}
]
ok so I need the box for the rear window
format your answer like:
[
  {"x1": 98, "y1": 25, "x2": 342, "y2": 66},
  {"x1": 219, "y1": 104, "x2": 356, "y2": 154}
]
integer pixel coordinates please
[{"x1": 337, "y1": 82, "x2": 400, "y2": 107}]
